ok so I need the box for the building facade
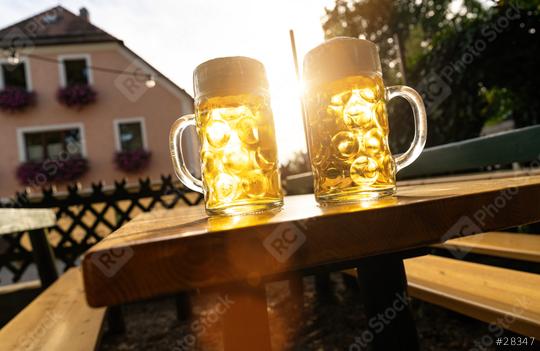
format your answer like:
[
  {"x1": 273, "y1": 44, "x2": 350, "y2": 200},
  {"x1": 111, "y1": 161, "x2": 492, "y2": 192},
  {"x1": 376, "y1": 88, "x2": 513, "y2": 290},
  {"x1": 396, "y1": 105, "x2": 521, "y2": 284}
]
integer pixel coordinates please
[{"x1": 0, "y1": 6, "x2": 198, "y2": 198}]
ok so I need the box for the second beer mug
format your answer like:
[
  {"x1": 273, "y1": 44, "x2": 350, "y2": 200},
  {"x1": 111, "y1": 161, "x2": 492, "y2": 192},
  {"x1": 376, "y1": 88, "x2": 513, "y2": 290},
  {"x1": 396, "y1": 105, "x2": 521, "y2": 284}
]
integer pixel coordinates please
[
  {"x1": 170, "y1": 57, "x2": 283, "y2": 216},
  {"x1": 303, "y1": 38, "x2": 427, "y2": 204}
]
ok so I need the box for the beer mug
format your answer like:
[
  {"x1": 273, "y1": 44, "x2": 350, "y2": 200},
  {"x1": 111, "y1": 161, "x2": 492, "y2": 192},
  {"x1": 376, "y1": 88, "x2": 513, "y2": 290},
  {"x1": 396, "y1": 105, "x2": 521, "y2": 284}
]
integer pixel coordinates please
[
  {"x1": 170, "y1": 57, "x2": 283, "y2": 215},
  {"x1": 303, "y1": 38, "x2": 427, "y2": 204}
]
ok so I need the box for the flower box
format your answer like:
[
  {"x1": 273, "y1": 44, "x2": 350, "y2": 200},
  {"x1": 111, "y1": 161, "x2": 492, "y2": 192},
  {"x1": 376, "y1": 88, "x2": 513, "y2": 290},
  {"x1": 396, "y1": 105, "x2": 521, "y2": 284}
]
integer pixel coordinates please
[
  {"x1": 16, "y1": 156, "x2": 89, "y2": 185},
  {"x1": 57, "y1": 84, "x2": 97, "y2": 109},
  {"x1": 114, "y1": 149, "x2": 152, "y2": 172},
  {"x1": 0, "y1": 87, "x2": 36, "y2": 112}
]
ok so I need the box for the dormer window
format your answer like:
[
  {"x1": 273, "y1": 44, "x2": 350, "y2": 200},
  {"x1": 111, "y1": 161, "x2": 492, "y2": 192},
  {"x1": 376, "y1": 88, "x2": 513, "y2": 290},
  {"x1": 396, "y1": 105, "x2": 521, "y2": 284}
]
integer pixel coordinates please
[{"x1": 59, "y1": 54, "x2": 92, "y2": 87}]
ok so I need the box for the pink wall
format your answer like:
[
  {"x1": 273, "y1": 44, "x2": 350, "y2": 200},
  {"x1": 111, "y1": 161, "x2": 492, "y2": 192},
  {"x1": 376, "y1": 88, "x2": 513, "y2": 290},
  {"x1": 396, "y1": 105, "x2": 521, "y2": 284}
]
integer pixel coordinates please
[{"x1": 0, "y1": 43, "x2": 197, "y2": 198}]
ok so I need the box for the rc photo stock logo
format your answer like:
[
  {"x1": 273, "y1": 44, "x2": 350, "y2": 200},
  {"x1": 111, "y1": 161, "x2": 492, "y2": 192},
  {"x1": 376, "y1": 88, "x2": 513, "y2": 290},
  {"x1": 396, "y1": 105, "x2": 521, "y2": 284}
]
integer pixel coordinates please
[
  {"x1": 441, "y1": 216, "x2": 482, "y2": 259},
  {"x1": 441, "y1": 187, "x2": 519, "y2": 259},
  {"x1": 263, "y1": 222, "x2": 306, "y2": 263},
  {"x1": 417, "y1": 71, "x2": 452, "y2": 114},
  {"x1": 91, "y1": 246, "x2": 134, "y2": 278},
  {"x1": 114, "y1": 62, "x2": 155, "y2": 102}
]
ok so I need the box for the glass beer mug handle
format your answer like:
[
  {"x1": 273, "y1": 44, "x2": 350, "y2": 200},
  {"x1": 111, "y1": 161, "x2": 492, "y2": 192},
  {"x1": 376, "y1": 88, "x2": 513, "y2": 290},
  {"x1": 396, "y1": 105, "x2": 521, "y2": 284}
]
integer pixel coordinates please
[
  {"x1": 385, "y1": 86, "x2": 427, "y2": 172},
  {"x1": 169, "y1": 114, "x2": 203, "y2": 193}
]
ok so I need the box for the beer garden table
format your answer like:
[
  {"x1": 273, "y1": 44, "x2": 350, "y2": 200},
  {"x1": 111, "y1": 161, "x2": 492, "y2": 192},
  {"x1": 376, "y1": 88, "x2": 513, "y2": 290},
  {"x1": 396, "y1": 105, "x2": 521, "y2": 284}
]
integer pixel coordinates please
[{"x1": 82, "y1": 174, "x2": 540, "y2": 351}]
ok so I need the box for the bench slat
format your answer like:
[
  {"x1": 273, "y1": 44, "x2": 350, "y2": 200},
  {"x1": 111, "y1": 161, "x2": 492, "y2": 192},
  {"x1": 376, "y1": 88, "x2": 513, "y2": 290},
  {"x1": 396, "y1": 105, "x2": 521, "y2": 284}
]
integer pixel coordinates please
[
  {"x1": 438, "y1": 232, "x2": 540, "y2": 263},
  {"x1": 405, "y1": 255, "x2": 540, "y2": 338},
  {"x1": 0, "y1": 209, "x2": 56, "y2": 235},
  {"x1": 0, "y1": 268, "x2": 106, "y2": 351}
]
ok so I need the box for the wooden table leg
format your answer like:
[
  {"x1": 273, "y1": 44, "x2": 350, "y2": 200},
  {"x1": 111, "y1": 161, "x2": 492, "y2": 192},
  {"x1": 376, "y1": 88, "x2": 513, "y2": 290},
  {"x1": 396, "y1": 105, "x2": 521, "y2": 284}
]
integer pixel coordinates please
[
  {"x1": 356, "y1": 255, "x2": 419, "y2": 351},
  {"x1": 222, "y1": 282, "x2": 272, "y2": 351},
  {"x1": 289, "y1": 277, "x2": 304, "y2": 309},
  {"x1": 107, "y1": 305, "x2": 126, "y2": 334},
  {"x1": 28, "y1": 228, "x2": 58, "y2": 288},
  {"x1": 176, "y1": 291, "x2": 192, "y2": 321}
]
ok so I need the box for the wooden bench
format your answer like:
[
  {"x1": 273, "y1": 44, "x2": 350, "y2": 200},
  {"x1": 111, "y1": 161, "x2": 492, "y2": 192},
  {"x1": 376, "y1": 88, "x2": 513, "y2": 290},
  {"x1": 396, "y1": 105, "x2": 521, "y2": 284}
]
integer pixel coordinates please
[
  {"x1": 405, "y1": 255, "x2": 540, "y2": 338},
  {"x1": 436, "y1": 231, "x2": 540, "y2": 264},
  {"x1": 0, "y1": 268, "x2": 106, "y2": 351},
  {"x1": 342, "y1": 253, "x2": 540, "y2": 338}
]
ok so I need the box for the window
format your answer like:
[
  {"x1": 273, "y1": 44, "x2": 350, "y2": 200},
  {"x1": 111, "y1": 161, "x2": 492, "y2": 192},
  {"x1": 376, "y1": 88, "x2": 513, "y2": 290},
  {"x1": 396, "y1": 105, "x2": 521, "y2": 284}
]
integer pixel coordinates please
[
  {"x1": 22, "y1": 128, "x2": 82, "y2": 162},
  {"x1": 115, "y1": 119, "x2": 147, "y2": 152},
  {"x1": 1, "y1": 62, "x2": 28, "y2": 90},
  {"x1": 61, "y1": 56, "x2": 91, "y2": 86}
]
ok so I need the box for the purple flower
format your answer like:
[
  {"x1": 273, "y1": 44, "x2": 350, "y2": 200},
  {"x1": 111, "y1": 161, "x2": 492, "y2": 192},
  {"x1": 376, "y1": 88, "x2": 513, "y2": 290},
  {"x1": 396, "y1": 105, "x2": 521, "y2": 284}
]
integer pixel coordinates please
[
  {"x1": 114, "y1": 149, "x2": 151, "y2": 172},
  {"x1": 0, "y1": 87, "x2": 36, "y2": 112},
  {"x1": 16, "y1": 157, "x2": 89, "y2": 185},
  {"x1": 57, "y1": 84, "x2": 97, "y2": 109}
]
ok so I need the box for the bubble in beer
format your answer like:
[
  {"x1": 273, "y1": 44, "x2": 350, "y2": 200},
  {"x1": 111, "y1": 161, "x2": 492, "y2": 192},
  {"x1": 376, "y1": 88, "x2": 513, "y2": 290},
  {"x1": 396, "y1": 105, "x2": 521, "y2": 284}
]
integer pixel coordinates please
[
  {"x1": 380, "y1": 155, "x2": 396, "y2": 182},
  {"x1": 374, "y1": 101, "x2": 389, "y2": 134},
  {"x1": 343, "y1": 92, "x2": 374, "y2": 128},
  {"x1": 255, "y1": 147, "x2": 276, "y2": 171},
  {"x1": 213, "y1": 173, "x2": 237, "y2": 201},
  {"x1": 350, "y1": 156, "x2": 379, "y2": 185},
  {"x1": 242, "y1": 171, "x2": 268, "y2": 198},
  {"x1": 322, "y1": 166, "x2": 351, "y2": 189},
  {"x1": 330, "y1": 91, "x2": 351, "y2": 106},
  {"x1": 237, "y1": 117, "x2": 259, "y2": 145},
  {"x1": 363, "y1": 129, "x2": 385, "y2": 157},
  {"x1": 202, "y1": 150, "x2": 220, "y2": 174},
  {"x1": 224, "y1": 145, "x2": 251, "y2": 173},
  {"x1": 206, "y1": 119, "x2": 230, "y2": 148},
  {"x1": 332, "y1": 131, "x2": 360, "y2": 160}
]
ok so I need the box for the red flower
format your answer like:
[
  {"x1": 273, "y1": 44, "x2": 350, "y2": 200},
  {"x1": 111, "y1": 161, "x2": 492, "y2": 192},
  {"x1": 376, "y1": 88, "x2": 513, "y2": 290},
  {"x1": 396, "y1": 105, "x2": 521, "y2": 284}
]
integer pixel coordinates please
[
  {"x1": 114, "y1": 149, "x2": 152, "y2": 172},
  {"x1": 16, "y1": 157, "x2": 89, "y2": 185},
  {"x1": 57, "y1": 84, "x2": 97, "y2": 109},
  {"x1": 0, "y1": 87, "x2": 35, "y2": 112}
]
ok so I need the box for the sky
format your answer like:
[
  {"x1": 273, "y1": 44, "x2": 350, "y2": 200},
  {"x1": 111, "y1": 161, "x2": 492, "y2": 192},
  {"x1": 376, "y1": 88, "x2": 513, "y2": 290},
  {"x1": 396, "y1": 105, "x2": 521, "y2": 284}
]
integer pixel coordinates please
[{"x1": 0, "y1": 0, "x2": 336, "y2": 162}]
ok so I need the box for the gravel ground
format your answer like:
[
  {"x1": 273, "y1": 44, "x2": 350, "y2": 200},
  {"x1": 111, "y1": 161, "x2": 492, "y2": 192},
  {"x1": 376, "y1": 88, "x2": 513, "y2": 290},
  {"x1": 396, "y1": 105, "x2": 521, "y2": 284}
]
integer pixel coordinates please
[{"x1": 100, "y1": 273, "x2": 537, "y2": 351}]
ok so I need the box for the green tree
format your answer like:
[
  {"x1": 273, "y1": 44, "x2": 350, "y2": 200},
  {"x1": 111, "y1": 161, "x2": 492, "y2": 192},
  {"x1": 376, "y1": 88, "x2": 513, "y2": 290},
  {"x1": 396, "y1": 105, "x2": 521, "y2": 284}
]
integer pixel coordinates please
[{"x1": 322, "y1": 0, "x2": 540, "y2": 150}]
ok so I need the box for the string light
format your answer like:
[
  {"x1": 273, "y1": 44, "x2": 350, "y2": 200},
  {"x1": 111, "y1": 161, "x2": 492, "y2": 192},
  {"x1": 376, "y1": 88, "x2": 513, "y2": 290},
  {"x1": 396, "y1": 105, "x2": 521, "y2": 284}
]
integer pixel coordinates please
[
  {"x1": 3, "y1": 47, "x2": 157, "y2": 88},
  {"x1": 7, "y1": 48, "x2": 20, "y2": 65},
  {"x1": 145, "y1": 74, "x2": 156, "y2": 88}
]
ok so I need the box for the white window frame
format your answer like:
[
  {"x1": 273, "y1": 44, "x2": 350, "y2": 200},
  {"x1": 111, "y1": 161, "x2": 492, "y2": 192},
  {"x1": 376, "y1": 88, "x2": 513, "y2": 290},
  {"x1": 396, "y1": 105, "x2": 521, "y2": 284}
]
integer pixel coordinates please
[
  {"x1": 0, "y1": 56, "x2": 33, "y2": 91},
  {"x1": 58, "y1": 54, "x2": 93, "y2": 87},
  {"x1": 113, "y1": 117, "x2": 148, "y2": 152},
  {"x1": 16, "y1": 123, "x2": 87, "y2": 162}
]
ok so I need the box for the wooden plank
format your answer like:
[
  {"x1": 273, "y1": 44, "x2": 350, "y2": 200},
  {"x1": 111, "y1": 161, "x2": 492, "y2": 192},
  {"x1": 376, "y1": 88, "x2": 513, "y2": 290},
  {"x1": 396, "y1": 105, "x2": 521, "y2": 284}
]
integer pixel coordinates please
[
  {"x1": 222, "y1": 283, "x2": 272, "y2": 351},
  {"x1": 286, "y1": 167, "x2": 540, "y2": 195},
  {"x1": 83, "y1": 174, "x2": 540, "y2": 307},
  {"x1": 0, "y1": 280, "x2": 40, "y2": 295},
  {"x1": 404, "y1": 255, "x2": 540, "y2": 338},
  {"x1": 399, "y1": 125, "x2": 540, "y2": 179},
  {"x1": 0, "y1": 268, "x2": 106, "y2": 351},
  {"x1": 437, "y1": 232, "x2": 540, "y2": 263},
  {"x1": 0, "y1": 209, "x2": 56, "y2": 235},
  {"x1": 399, "y1": 168, "x2": 540, "y2": 186}
]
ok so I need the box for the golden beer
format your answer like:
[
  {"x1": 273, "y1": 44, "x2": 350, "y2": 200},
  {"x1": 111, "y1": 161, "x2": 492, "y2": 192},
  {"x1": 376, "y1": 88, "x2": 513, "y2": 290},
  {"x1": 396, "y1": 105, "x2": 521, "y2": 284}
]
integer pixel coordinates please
[
  {"x1": 170, "y1": 57, "x2": 283, "y2": 216},
  {"x1": 303, "y1": 38, "x2": 427, "y2": 204},
  {"x1": 305, "y1": 74, "x2": 395, "y2": 202},
  {"x1": 195, "y1": 93, "x2": 282, "y2": 214}
]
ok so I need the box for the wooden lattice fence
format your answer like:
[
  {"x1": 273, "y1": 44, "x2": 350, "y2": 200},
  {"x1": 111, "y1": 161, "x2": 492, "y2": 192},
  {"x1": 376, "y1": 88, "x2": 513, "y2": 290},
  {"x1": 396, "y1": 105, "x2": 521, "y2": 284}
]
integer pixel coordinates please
[{"x1": 0, "y1": 175, "x2": 202, "y2": 283}]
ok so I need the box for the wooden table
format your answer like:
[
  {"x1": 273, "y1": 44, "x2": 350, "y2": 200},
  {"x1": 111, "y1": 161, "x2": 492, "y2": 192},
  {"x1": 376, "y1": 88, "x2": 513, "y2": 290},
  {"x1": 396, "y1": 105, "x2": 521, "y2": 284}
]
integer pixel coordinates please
[
  {"x1": 0, "y1": 208, "x2": 58, "y2": 288},
  {"x1": 82, "y1": 174, "x2": 540, "y2": 350}
]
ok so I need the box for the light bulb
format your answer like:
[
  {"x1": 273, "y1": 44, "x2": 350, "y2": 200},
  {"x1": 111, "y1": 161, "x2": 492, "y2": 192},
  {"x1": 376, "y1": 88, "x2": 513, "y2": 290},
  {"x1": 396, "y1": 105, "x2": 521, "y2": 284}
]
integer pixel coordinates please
[
  {"x1": 7, "y1": 51, "x2": 20, "y2": 65},
  {"x1": 145, "y1": 75, "x2": 156, "y2": 88}
]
